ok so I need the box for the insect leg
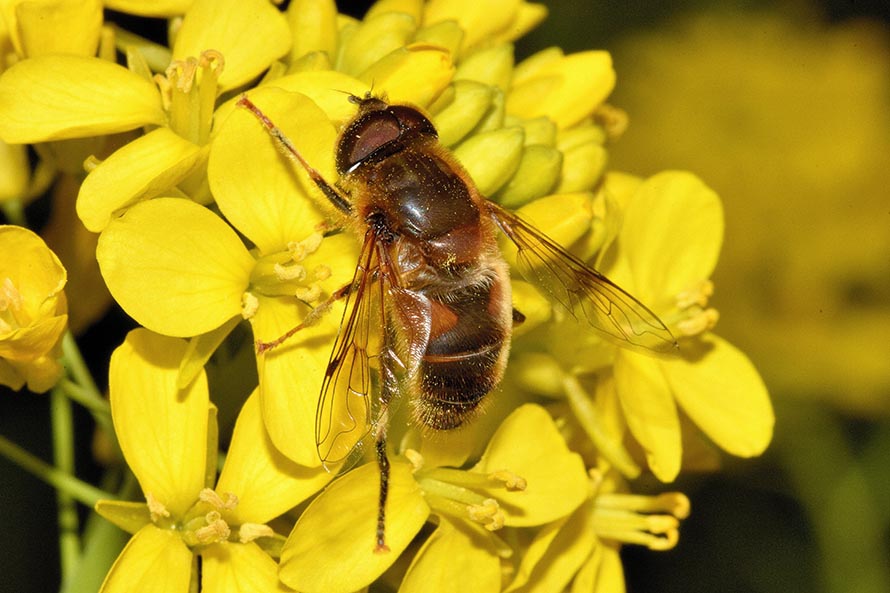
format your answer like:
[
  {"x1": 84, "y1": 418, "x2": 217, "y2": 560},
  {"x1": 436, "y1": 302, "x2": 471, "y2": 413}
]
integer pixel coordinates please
[
  {"x1": 373, "y1": 411, "x2": 391, "y2": 553},
  {"x1": 237, "y1": 95, "x2": 353, "y2": 215},
  {"x1": 372, "y1": 241, "x2": 404, "y2": 552},
  {"x1": 255, "y1": 281, "x2": 354, "y2": 354}
]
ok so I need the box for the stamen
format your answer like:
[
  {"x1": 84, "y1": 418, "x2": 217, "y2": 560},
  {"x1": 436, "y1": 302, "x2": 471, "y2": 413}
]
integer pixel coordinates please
[
  {"x1": 145, "y1": 492, "x2": 170, "y2": 522},
  {"x1": 422, "y1": 467, "x2": 527, "y2": 492},
  {"x1": 467, "y1": 498, "x2": 505, "y2": 531},
  {"x1": 403, "y1": 448, "x2": 425, "y2": 471},
  {"x1": 488, "y1": 470, "x2": 527, "y2": 491},
  {"x1": 313, "y1": 264, "x2": 332, "y2": 281},
  {"x1": 193, "y1": 511, "x2": 231, "y2": 545},
  {"x1": 591, "y1": 491, "x2": 690, "y2": 551},
  {"x1": 677, "y1": 308, "x2": 719, "y2": 336},
  {"x1": 274, "y1": 262, "x2": 307, "y2": 282},
  {"x1": 288, "y1": 232, "x2": 324, "y2": 261},
  {"x1": 153, "y1": 72, "x2": 172, "y2": 111},
  {"x1": 676, "y1": 280, "x2": 714, "y2": 309},
  {"x1": 597, "y1": 492, "x2": 690, "y2": 519},
  {"x1": 295, "y1": 284, "x2": 321, "y2": 303},
  {"x1": 160, "y1": 50, "x2": 224, "y2": 144},
  {"x1": 594, "y1": 103, "x2": 629, "y2": 141},
  {"x1": 241, "y1": 291, "x2": 259, "y2": 319},
  {"x1": 199, "y1": 488, "x2": 238, "y2": 510},
  {"x1": 238, "y1": 522, "x2": 275, "y2": 543}
]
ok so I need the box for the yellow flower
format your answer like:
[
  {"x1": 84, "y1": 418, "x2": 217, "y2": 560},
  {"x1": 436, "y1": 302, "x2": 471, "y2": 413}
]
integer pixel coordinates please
[
  {"x1": 505, "y1": 464, "x2": 690, "y2": 593},
  {"x1": 279, "y1": 404, "x2": 589, "y2": 593},
  {"x1": 1, "y1": 0, "x2": 103, "y2": 60},
  {"x1": 515, "y1": 172, "x2": 773, "y2": 481},
  {"x1": 609, "y1": 171, "x2": 773, "y2": 481},
  {"x1": 0, "y1": 0, "x2": 291, "y2": 232},
  {"x1": 97, "y1": 88, "x2": 357, "y2": 466},
  {"x1": 0, "y1": 225, "x2": 68, "y2": 392},
  {"x1": 96, "y1": 328, "x2": 331, "y2": 593}
]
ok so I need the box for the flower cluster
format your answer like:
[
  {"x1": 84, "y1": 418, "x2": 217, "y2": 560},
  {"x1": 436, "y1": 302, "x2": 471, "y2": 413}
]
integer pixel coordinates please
[
  {"x1": 0, "y1": 226, "x2": 68, "y2": 392},
  {"x1": 0, "y1": 0, "x2": 773, "y2": 592}
]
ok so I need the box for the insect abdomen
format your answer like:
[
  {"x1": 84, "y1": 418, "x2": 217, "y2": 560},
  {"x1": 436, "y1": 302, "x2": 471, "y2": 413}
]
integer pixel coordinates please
[{"x1": 412, "y1": 266, "x2": 512, "y2": 430}]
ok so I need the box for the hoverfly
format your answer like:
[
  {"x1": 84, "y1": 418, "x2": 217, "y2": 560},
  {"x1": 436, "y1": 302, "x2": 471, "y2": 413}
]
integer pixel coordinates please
[{"x1": 237, "y1": 93, "x2": 676, "y2": 552}]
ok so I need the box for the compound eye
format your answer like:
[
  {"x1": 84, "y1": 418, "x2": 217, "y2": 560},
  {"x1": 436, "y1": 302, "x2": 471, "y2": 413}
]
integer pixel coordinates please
[{"x1": 337, "y1": 111, "x2": 401, "y2": 173}]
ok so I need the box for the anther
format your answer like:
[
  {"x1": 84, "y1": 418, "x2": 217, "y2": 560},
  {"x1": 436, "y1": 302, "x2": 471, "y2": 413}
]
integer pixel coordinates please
[
  {"x1": 488, "y1": 470, "x2": 527, "y2": 491},
  {"x1": 241, "y1": 291, "x2": 259, "y2": 319},
  {"x1": 677, "y1": 308, "x2": 719, "y2": 336},
  {"x1": 199, "y1": 488, "x2": 238, "y2": 510},
  {"x1": 274, "y1": 262, "x2": 307, "y2": 282},
  {"x1": 676, "y1": 280, "x2": 714, "y2": 310},
  {"x1": 238, "y1": 523, "x2": 274, "y2": 543},
  {"x1": 146, "y1": 493, "x2": 170, "y2": 522}
]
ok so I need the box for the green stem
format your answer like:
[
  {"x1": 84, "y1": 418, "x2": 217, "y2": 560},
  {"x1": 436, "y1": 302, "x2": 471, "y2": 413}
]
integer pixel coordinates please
[
  {"x1": 51, "y1": 387, "x2": 80, "y2": 587},
  {"x1": 1, "y1": 199, "x2": 26, "y2": 226},
  {"x1": 59, "y1": 379, "x2": 112, "y2": 435},
  {"x1": 562, "y1": 374, "x2": 641, "y2": 478},
  {"x1": 61, "y1": 332, "x2": 102, "y2": 404},
  {"x1": 0, "y1": 433, "x2": 112, "y2": 506},
  {"x1": 59, "y1": 332, "x2": 118, "y2": 450}
]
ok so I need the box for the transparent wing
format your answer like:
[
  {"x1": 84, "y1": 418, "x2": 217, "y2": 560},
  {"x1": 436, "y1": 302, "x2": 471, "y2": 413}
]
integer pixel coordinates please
[
  {"x1": 315, "y1": 229, "x2": 378, "y2": 466},
  {"x1": 487, "y1": 201, "x2": 678, "y2": 355}
]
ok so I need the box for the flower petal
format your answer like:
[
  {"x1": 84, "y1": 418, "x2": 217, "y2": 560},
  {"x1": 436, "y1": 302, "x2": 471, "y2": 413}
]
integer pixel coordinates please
[
  {"x1": 286, "y1": 0, "x2": 339, "y2": 61},
  {"x1": 571, "y1": 542, "x2": 624, "y2": 593},
  {"x1": 429, "y1": 80, "x2": 494, "y2": 147},
  {"x1": 109, "y1": 329, "x2": 209, "y2": 516},
  {"x1": 359, "y1": 44, "x2": 454, "y2": 107},
  {"x1": 280, "y1": 461, "x2": 430, "y2": 593},
  {"x1": 251, "y1": 295, "x2": 343, "y2": 466},
  {"x1": 201, "y1": 541, "x2": 291, "y2": 593},
  {"x1": 269, "y1": 71, "x2": 368, "y2": 123},
  {"x1": 473, "y1": 404, "x2": 588, "y2": 526},
  {"x1": 514, "y1": 193, "x2": 594, "y2": 251},
  {"x1": 0, "y1": 225, "x2": 66, "y2": 321},
  {"x1": 454, "y1": 44, "x2": 515, "y2": 91},
  {"x1": 0, "y1": 55, "x2": 164, "y2": 143},
  {"x1": 508, "y1": 50, "x2": 615, "y2": 129},
  {"x1": 16, "y1": 0, "x2": 102, "y2": 58},
  {"x1": 99, "y1": 525, "x2": 192, "y2": 593},
  {"x1": 173, "y1": 0, "x2": 291, "y2": 91},
  {"x1": 77, "y1": 127, "x2": 204, "y2": 232},
  {"x1": 505, "y1": 504, "x2": 596, "y2": 593},
  {"x1": 0, "y1": 315, "x2": 68, "y2": 360},
  {"x1": 209, "y1": 87, "x2": 336, "y2": 254},
  {"x1": 0, "y1": 358, "x2": 25, "y2": 390},
  {"x1": 453, "y1": 126, "x2": 524, "y2": 196},
  {"x1": 216, "y1": 390, "x2": 333, "y2": 524},
  {"x1": 621, "y1": 171, "x2": 723, "y2": 303},
  {"x1": 103, "y1": 0, "x2": 192, "y2": 17},
  {"x1": 613, "y1": 353, "x2": 681, "y2": 482},
  {"x1": 0, "y1": 350, "x2": 64, "y2": 393},
  {"x1": 399, "y1": 519, "x2": 500, "y2": 593},
  {"x1": 97, "y1": 198, "x2": 253, "y2": 337},
  {"x1": 336, "y1": 11, "x2": 417, "y2": 76},
  {"x1": 665, "y1": 335, "x2": 773, "y2": 457},
  {"x1": 94, "y1": 500, "x2": 152, "y2": 536},
  {"x1": 423, "y1": 0, "x2": 521, "y2": 53}
]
